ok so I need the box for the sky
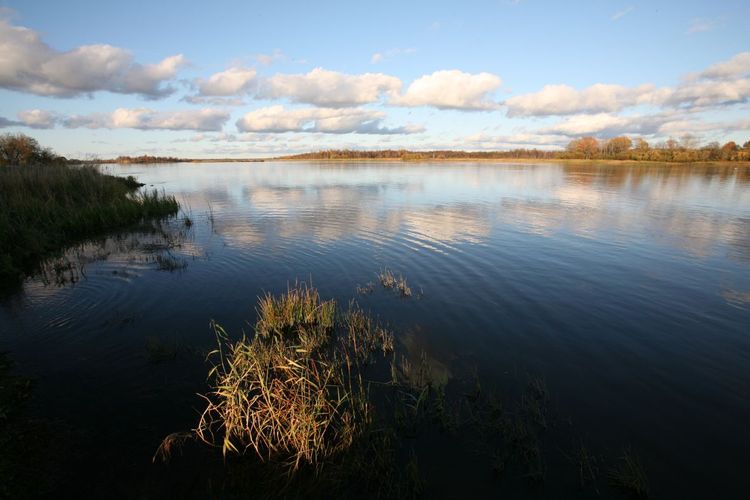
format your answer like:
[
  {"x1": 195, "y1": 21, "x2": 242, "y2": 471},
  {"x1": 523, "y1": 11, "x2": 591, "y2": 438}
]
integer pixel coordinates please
[{"x1": 0, "y1": 0, "x2": 749, "y2": 158}]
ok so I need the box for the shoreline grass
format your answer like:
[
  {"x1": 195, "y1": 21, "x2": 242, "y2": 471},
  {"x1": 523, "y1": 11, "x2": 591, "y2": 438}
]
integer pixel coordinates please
[{"x1": 0, "y1": 162, "x2": 179, "y2": 287}]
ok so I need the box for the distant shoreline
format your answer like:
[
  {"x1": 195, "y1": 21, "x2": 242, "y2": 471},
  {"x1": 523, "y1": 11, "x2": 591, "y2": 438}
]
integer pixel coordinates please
[{"x1": 100, "y1": 157, "x2": 750, "y2": 167}]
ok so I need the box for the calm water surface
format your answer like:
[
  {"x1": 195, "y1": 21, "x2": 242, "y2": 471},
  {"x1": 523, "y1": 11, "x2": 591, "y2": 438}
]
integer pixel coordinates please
[{"x1": 2, "y1": 161, "x2": 749, "y2": 498}]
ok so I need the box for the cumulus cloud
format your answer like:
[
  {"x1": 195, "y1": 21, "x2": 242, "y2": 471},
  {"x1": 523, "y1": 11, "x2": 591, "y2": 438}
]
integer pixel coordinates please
[
  {"x1": 195, "y1": 67, "x2": 257, "y2": 96},
  {"x1": 666, "y1": 52, "x2": 750, "y2": 108},
  {"x1": 694, "y1": 52, "x2": 750, "y2": 80},
  {"x1": 538, "y1": 113, "x2": 674, "y2": 137},
  {"x1": 505, "y1": 52, "x2": 750, "y2": 117},
  {"x1": 665, "y1": 78, "x2": 750, "y2": 108},
  {"x1": 17, "y1": 109, "x2": 58, "y2": 129},
  {"x1": 259, "y1": 68, "x2": 401, "y2": 107},
  {"x1": 236, "y1": 105, "x2": 424, "y2": 134},
  {"x1": 0, "y1": 19, "x2": 186, "y2": 98},
  {"x1": 505, "y1": 83, "x2": 667, "y2": 117},
  {"x1": 61, "y1": 108, "x2": 229, "y2": 131},
  {"x1": 391, "y1": 70, "x2": 502, "y2": 110}
]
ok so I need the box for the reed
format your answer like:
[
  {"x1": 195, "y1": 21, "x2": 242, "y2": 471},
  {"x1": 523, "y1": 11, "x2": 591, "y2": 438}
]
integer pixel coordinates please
[
  {"x1": 377, "y1": 268, "x2": 412, "y2": 297},
  {"x1": 0, "y1": 162, "x2": 178, "y2": 286},
  {"x1": 193, "y1": 284, "x2": 393, "y2": 474}
]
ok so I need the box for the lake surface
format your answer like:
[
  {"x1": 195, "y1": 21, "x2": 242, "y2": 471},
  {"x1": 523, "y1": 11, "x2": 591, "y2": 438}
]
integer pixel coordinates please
[{"x1": 2, "y1": 161, "x2": 749, "y2": 498}]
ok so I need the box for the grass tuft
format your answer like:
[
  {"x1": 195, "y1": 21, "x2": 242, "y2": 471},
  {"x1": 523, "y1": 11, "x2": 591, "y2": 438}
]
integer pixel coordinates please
[
  {"x1": 190, "y1": 283, "x2": 394, "y2": 475},
  {"x1": 377, "y1": 268, "x2": 412, "y2": 297}
]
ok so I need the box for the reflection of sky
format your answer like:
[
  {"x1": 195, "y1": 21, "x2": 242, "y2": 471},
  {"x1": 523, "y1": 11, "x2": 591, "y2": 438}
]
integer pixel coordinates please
[{"x1": 114, "y1": 162, "x2": 750, "y2": 261}]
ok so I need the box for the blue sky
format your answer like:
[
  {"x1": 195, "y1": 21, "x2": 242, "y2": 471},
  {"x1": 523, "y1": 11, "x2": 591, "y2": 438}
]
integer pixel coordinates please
[{"x1": 1, "y1": 0, "x2": 749, "y2": 158}]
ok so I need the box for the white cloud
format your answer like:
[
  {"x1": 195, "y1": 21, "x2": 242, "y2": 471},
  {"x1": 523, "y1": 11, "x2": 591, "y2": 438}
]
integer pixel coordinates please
[
  {"x1": 259, "y1": 68, "x2": 401, "y2": 107},
  {"x1": 0, "y1": 19, "x2": 186, "y2": 98},
  {"x1": 505, "y1": 83, "x2": 667, "y2": 117},
  {"x1": 236, "y1": 105, "x2": 424, "y2": 134},
  {"x1": 666, "y1": 79, "x2": 750, "y2": 108},
  {"x1": 195, "y1": 67, "x2": 257, "y2": 96},
  {"x1": 538, "y1": 113, "x2": 675, "y2": 137},
  {"x1": 17, "y1": 109, "x2": 58, "y2": 129},
  {"x1": 692, "y1": 52, "x2": 750, "y2": 81},
  {"x1": 505, "y1": 52, "x2": 750, "y2": 117},
  {"x1": 612, "y1": 6, "x2": 634, "y2": 21},
  {"x1": 392, "y1": 70, "x2": 502, "y2": 110},
  {"x1": 62, "y1": 108, "x2": 229, "y2": 131}
]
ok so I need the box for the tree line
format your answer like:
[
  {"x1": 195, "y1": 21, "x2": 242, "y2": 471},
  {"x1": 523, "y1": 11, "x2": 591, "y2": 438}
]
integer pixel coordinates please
[
  {"x1": 279, "y1": 149, "x2": 558, "y2": 160},
  {"x1": 279, "y1": 136, "x2": 750, "y2": 162},
  {"x1": 561, "y1": 135, "x2": 750, "y2": 162},
  {"x1": 108, "y1": 155, "x2": 187, "y2": 164}
]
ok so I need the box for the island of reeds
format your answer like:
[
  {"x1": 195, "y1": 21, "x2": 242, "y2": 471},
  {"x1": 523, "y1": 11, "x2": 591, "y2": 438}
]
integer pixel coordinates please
[{"x1": 0, "y1": 133, "x2": 179, "y2": 287}]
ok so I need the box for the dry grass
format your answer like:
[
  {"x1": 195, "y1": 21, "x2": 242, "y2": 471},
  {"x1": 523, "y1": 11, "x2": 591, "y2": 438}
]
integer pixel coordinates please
[
  {"x1": 377, "y1": 268, "x2": 412, "y2": 297},
  {"x1": 191, "y1": 283, "x2": 393, "y2": 475}
]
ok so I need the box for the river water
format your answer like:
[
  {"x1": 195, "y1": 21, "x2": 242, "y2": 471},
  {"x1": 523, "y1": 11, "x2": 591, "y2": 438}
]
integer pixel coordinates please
[{"x1": 1, "y1": 161, "x2": 749, "y2": 498}]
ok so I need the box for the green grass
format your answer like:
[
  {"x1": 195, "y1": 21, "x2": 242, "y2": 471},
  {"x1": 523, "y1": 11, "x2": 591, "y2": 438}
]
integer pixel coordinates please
[{"x1": 0, "y1": 163, "x2": 179, "y2": 286}]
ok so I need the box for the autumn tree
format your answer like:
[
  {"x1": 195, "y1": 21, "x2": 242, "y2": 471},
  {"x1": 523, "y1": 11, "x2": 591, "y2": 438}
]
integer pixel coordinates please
[
  {"x1": 566, "y1": 136, "x2": 600, "y2": 159},
  {"x1": 0, "y1": 133, "x2": 65, "y2": 166},
  {"x1": 603, "y1": 136, "x2": 632, "y2": 157}
]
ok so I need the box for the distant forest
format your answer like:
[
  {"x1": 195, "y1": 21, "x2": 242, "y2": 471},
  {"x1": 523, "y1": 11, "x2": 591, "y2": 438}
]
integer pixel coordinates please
[
  {"x1": 106, "y1": 155, "x2": 188, "y2": 164},
  {"x1": 279, "y1": 136, "x2": 750, "y2": 162}
]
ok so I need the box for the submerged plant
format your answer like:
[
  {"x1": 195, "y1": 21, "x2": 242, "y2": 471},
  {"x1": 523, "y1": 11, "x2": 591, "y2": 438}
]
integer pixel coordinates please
[{"x1": 608, "y1": 448, "x2": 650, "y2": 498}]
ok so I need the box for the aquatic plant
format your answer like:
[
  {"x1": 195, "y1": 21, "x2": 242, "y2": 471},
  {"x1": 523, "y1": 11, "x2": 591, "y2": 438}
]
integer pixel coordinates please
[
  {"x1": 377, "y1": 268, "x2": 412, "y2": 297},
  {"x1": 192, "y1": 284, "x2": 393, "y2": 474},
  {"x1": 608, "y1": 448, "x2": 650, "y2": 498},
  {"x1": 0, "y1": 161, "x2": 179, "y2": 286}
]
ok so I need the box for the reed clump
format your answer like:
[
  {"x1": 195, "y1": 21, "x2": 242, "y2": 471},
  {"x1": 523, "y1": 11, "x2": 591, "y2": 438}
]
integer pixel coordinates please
[
  {"x1": 193, "y1": 284, "x2": 393, "y2": 474},
  {"x1": 378, "y1": 268, "x2": 412, "y2": 297},
  {"x1": 0, "y1": 162, "x2": 179, "y2": 286}
]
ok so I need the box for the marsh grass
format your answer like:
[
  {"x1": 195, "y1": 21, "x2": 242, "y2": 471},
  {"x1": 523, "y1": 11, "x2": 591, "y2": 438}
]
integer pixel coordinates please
[
  {"x1": 190, "y1": 283, "x2": 394, "y2": 476},
  {"x1": 378, "y1": 268, "x2": 412, "y2": 297},
  {"x1": 0, "y1": 163, "x2": 178, "y2": 286},
  {"x1": 356, "y1": 281, "x2": 375, "y2": 295}
]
